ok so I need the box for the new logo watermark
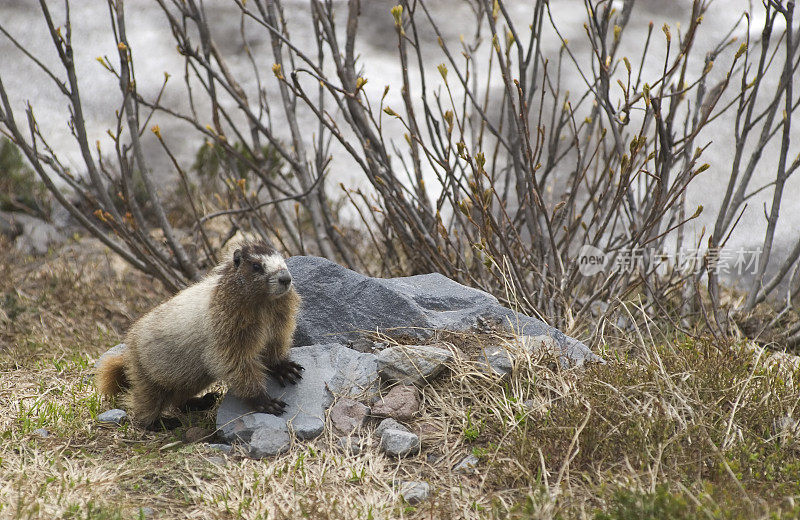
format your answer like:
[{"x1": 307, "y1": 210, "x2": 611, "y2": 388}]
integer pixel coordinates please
[
  {"x1": 577, "y1": 244, "x2": 609, "y2": 276},
  {"x1": 577, "y1": 245, "x2": 762, "y2": 277}
]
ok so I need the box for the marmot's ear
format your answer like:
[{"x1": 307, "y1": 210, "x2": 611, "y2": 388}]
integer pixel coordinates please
[{"x1": 233, "y1": 248, "x2": 242, "y2": 268}]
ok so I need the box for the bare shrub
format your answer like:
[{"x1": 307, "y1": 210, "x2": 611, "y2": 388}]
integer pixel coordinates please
[{"x1": 0, "y1": 0, "x2": 797, "y2": 341}]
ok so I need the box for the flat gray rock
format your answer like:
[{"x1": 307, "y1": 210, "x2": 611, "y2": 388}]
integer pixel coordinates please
[
  {"x1": 248, "y1": 422, "x2": 291, "y2": 458},
  {"x1": 208, "y1": 443, "x2": 233, "y2": 454},
  {"x1": 32, "y1": 428, "x2": 50, "y2": 438},
  {"x1": 97, "y1": 408, "x2": 127, "y2": 425},
  {"x1": 286, "y1": 256, "x2": 599, "y2": 365},
  {"x1": 380, "y1": 429, "x2": 420, "y2": 458},
  {"x1": 376, "y1": 345, "x2": 453, "y2": 385},
  {"x1": 216, "y1": 343, "x2": 378, "y2": 444},
  {"x1": 398, "y1": 481, "x2": 431, "y2": 505}
]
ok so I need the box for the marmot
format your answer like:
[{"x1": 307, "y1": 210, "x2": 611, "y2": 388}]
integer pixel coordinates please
[{"x1": 96, "y1": 239, "x2": 303, "y2": 428}]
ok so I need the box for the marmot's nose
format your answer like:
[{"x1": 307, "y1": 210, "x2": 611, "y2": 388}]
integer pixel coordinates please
[{"x1": 277, "y1": 270, "x2": 292, "y2": 287}]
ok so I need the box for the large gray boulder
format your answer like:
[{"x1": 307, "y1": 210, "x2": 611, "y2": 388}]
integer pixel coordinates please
[
  {"x1": 216, "y1": 343, "x2": 378, "y2": 445},
  {"x1": 286, "y1": 256, "x2": 599, "y2": 364}
]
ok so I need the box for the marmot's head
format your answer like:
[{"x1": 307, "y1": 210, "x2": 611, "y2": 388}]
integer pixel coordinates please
[{"x1": 229, "y1": 240, "x2": 293, "y2": 299}]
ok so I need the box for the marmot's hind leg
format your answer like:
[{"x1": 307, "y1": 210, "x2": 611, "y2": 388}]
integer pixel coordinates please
[
  {"x1": 146, "y1": 417, "x2": 183, "y2": 431},
  {"x1": 269, "y1": 359, "x2": 304, "y2": 387},
  {"x1": 125, "y1": 381, "x2": 170, "y2": 429}
]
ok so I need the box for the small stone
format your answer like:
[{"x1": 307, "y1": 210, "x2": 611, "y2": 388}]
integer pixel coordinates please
[
  {"x1": 248, "y1": 425, "x2": 291, "y2": 458},
  {"x1": 615, "y1": 315, "x2": 634, "y2": 331},
  {"x1": 206, "y1": 456, "x2": 227, "y2": 467},
  {"x1": 137, "y1": 506, "x2": 154, "y2": 518},
  {"x1": 329, "y1": 398, "x2": 369, "y2": 433},
  {"x1": 337, "y1": 435, "x2": 364, "y2": 455},
  {"x1": 208, "y1": 443, "x2": 233, "y2": 454},
  {"x1": 478, "y1": 347, "x2": 514, "y2": 379},
  {"x1": 32, "y1": 428, "x2": 50, "y2": 438},
  {"x1": 398, "y1": 481, "x2": 431, "y2": 505},
  {"x1": 453, "y1": 454, "x2": 479, "y2": 474},
  {"x1": 97, "y1": 409, "x2": 127, "y2": 425},
  {"x1": 219, "y1": 408, "x2": 287, "y2": 444},
  {"x1": 291, "y1": 415, "x2": 325, "y2": 440},
  {"x1": 590, "y1": 301, "x2": 609, "y2": 317},
  {"x1": 375, "y1": 418, "x2": 410, "y2": 438},
  {"x1": 184, "y1": 426, "x2": 212, "y2": 444},
  {"x1": 376, "y1": 344, "x2": 454, "y2": 385},
  {"x1": 380, "y1": 429, "x2": 420, "y2": 458},
  {"x1": 372, "y1": 385, "x2": 420, "y2": 420},
  {"x1": 426, "y1": 451, "x2": 442, "y2": 464}
]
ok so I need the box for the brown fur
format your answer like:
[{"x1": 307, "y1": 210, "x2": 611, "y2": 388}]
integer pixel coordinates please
[
  {"x1": 95, "y1": 353, "x2": 128, "y2": 396},
  {"x1": 95, "y1": 240, "x2": 301, "y2": 428}
]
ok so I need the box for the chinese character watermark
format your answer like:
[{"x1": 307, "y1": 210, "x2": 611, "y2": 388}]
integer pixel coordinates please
[{"x1": 576, "y1": 246, "x2": 762, "y2": 277}]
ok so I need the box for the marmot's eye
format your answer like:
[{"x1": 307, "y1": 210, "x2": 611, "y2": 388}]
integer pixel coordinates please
[{"x1": 252, "y1": 262, "x2": 263, "y2": 273}]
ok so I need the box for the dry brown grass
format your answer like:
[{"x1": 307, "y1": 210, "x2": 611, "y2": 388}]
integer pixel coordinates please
[{"x1": 2, "y1": 237, "x2": 800, "y2": 519}]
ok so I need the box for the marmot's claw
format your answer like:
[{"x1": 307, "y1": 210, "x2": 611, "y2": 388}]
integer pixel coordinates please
[
  {"x1": 255, "y1": 397, "x2": 287, "y2": 416},
  {"x1": 271, "y1": 360, "x2": 304, "y2": 387}
]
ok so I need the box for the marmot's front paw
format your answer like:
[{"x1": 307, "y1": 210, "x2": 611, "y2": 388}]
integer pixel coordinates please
[
  {"x1": 253, "y1": 396, "x2": 287, "y2": 415},
  {"x1": 270, "y1": 359, "x2": 304, "y2": 387}
]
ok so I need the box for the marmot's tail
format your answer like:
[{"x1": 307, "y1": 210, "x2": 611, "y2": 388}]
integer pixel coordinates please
[{"x1": 95, "y1": 354, "x2": 129, "y2": 396}]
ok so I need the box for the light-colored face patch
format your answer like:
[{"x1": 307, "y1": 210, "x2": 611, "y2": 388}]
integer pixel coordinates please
[{"x1": 258, "y1": 253, "x2": 287, "y2": 275}]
